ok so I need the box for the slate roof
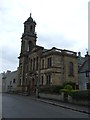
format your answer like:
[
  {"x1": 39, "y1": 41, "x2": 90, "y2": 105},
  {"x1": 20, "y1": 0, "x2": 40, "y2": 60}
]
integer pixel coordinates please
[{"x1": 79, "y1": 55, "x2": 90, "y2": 73}]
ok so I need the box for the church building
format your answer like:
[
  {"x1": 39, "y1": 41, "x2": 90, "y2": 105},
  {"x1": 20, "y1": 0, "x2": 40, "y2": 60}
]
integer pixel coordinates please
[{"x1": 18, "y1": 14, "x2": 78, "y2": 94}]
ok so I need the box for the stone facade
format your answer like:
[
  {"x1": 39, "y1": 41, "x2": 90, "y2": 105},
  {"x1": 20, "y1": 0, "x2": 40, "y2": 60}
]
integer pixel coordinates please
[{"x1": 18, "y1": 14, "x2": 78, "y2": 94}]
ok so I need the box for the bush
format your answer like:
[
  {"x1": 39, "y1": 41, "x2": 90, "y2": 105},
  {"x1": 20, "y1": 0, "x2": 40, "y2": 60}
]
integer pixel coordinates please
[
  {"x1": 39, "y1": 85, "x2": 63, "y2": 94},
  {"x1": 52, "y1": 85, "x2": 63, "y2": 93},
  {"x1": 64, "y1": 84, "x2": 73, "y2": 91},
  {"x1": 59, "y1": 84, "x2": 73, "y2": 95},
  {"x1": 69, "y1": 90, "x2": 90, "y2": 100},
  {"x1": 63, "y1": 82, "x2": 75, "y2": 90},
  {"x1": 59, "y1": 89, "x2": 70, "y2": 94}
]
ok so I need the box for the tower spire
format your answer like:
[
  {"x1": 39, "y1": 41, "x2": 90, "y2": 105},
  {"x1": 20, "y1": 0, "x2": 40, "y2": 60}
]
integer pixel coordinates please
[{"x1": 30, "y1": 13, "x2": 32, "y2": 17}]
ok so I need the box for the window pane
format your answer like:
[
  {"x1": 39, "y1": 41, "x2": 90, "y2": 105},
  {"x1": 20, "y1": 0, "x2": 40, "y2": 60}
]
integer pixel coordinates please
[{"x1": 69, "y1": 62, "x2": 74, "y2": 76}]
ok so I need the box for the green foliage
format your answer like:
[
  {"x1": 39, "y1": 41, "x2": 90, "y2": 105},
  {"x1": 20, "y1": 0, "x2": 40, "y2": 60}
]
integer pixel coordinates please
[
  {"x1": 39, "y1": 82, "x2": 75, "y2": 94},
  {"x1": 59, "y1": 83, "x2": 73, "y2": 95},
  {"x1": 64, "y1": 84, "x2": 73, "y2": 91},
  {"x1": 63, "y1": 82, "x2": 75, "y2": 90},
  {"x1": 69, "y1": 90, "x2": 90, "y2": 100},
  {"x1": 60, "y1": 89, "x2": 70, "y2": 94},
  {"x1": 39, "y1": 85, "x2": 63, "y2": 94}
]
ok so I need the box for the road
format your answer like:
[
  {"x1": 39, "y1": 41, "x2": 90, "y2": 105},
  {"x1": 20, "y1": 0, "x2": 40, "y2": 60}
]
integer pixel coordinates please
[{"x1": 2, "y1": 93, "x2": 88, "y2": 118}]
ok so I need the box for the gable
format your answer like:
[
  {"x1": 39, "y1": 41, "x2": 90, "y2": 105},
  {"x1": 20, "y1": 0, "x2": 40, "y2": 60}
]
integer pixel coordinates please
[{"x1": 79, "y1": 60, "x2": 89, "y2": 73}]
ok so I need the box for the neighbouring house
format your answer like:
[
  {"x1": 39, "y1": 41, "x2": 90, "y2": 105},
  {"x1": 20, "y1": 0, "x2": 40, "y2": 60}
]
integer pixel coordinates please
[
  {"x1": 78, "y1": 52, "x2": 90, "y2": 90},
  {"x1": 2, "y1": 70, "x2": 18, "y2": 92},
  {"x1": 18, "y1": 13, "x2": 78, "y2": 94},
  {"x1": 0, "y1": 73, "x2": 2, "y2": 93},
  {"x1": 78, "y1": 52, "x2": 85, "y2": 70}
]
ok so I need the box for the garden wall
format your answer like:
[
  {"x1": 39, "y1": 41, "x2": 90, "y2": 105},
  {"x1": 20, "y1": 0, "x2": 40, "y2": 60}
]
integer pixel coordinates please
[{"x1": 39, "y1": 93, "x2": 89, "y2": 106}]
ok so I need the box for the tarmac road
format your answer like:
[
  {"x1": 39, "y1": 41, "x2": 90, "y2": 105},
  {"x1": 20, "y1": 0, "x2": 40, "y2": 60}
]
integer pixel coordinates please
[{"x1": 2, "y1": 93, "x2": 89, "y2": 118}]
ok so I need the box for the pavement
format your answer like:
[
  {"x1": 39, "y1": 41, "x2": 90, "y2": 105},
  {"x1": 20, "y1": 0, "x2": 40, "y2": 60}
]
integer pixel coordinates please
[
  {"x1": 0, "y1": 114, "x2": 2, "y2": 120},
  {"x1": 29, "y1": 95, "x2": 89, "y2": 114}
]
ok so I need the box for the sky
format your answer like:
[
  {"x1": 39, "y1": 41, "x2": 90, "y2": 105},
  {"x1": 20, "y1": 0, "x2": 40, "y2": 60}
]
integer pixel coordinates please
[{"x1": 0, "y1": 0, "x2": 89, "y2": 73}]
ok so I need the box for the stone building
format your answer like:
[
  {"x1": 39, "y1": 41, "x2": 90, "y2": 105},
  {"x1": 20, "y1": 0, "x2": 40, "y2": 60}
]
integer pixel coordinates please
[{"x1": 18, "y1": 14, "x2": 78, "y2": 94}]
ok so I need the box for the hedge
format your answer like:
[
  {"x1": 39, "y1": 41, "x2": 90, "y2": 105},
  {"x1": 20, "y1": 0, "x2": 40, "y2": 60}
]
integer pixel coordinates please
[
  {"x1": 39, "y1": 85, "x2": 63, "y2": 94},
  {"x1": 69, "y1": 90, "x2": 90, "y2": 100}
]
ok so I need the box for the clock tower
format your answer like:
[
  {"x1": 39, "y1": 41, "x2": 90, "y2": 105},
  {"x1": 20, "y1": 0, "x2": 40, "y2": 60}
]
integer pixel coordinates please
[
  {"x1": 21, "y1": 13, "x2": 37, "y2": 55},
  {"x1": 18, "y1": 13, "x2": 37, "y2": 90}
]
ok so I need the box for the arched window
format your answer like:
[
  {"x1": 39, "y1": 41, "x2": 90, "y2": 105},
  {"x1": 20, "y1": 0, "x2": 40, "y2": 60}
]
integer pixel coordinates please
[
  {"x1": 29, "y1": 41, "x2": 33, "y2": 51},
  {"x1": 41, "y1": 76, "x2": 44, "y2": 86},
  {"x1": 42, "y1": 59, "x2": 44, "y2": 69},
  {"x1": 30, "y1": 25, "x2": 33, "y2": 32},
  {"x1": 24, "y1": 25, "x2": 26, "y2": 32},
  {"x1": 36, "y1": 57, "x2": 38, "y2": 70},
  {"x1": 46, "y1": 75, "x2": 51, "y2": 85},
  {"x1": 69, "y1": 62, "x2": 74, "y2": 76},
  {"x1": 33, "y1": 58, "x2": 35, "y2": 70},
  {"x1": 30, "y1": 59, "x2": 32, "y2": 71},
  {"x1": 47, "y1": 57, "x2": 52, "y2": 68}
]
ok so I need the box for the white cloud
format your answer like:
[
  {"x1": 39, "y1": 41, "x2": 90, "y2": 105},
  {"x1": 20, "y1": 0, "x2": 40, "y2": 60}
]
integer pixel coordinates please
[{"x1": 0, "y1": 0, "x2": 88, "y2": 72}]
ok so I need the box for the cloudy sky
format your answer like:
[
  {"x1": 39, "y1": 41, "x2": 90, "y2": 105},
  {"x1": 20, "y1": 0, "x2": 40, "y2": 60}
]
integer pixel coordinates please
[{"x1": 0, "y1": 0, "x2": 88, "y2": 73}]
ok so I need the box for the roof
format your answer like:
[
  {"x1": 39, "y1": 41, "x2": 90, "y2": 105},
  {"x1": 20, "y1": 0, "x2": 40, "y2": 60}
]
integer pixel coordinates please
[
  {"x1": 24, "y1": 13, "x2": 36, "y2": 24},
  {"x1": 42, "y1": 47, "x2": 77, "y2": 57},
  {"x1": 30, "y1": 45, "x2": 44, "y2": 53},
  {"x1": 79, "y1": 55, "x2": 90, "y2": 73}
]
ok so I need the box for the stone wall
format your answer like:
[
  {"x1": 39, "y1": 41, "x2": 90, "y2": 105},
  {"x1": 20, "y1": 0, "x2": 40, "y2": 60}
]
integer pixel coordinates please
[
  {"x1": 68, "y1": 95, "x2": 89, "y2": 106},
  {"x1": 39, "y1": 93, "x2": 88, "y2": 106},
  {"x1": 39, "y1": 93, "x2": 64, "y2": 101}
]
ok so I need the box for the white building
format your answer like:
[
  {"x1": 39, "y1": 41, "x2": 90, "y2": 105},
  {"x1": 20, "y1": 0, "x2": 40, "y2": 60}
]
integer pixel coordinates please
[
  {"x1": 2, "y1": 70, "x2": 18, "y2": 93},
  {"x1": 78, "y1": 53, "x2": 90, "y2": 90},
  {"x1": 0, "y1": 73, "x2": 2, "y2": 93}
]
